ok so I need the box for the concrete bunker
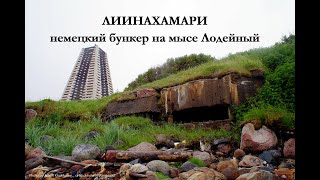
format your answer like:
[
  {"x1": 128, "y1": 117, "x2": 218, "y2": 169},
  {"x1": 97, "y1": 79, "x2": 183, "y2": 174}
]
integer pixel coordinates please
[
  {"x1": 172, "y1": 105, "x2": 229, "y2": 123},
  {"x1": 103, "y1": 71, "x2": 263, "y2": 130}
]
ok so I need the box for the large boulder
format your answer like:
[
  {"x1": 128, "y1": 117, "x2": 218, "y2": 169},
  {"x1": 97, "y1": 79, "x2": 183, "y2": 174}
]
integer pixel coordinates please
[
  {"x1": 146, "y1": 160, "x2": 170, "y2": 175},
  {"x1": 239, "y1": 155, "x2": 264, "y2": 167},
  {"x1": 240, "y1": 123, "x2": 278, "y2": 152},
  {"x1": 283, "y1": 138, "x2": 295, "y2": 158},
  {"x1": 25, "y1": 109, "x2": 37, "y2": 122},
  {"x1": 71, "y1": 144, "x2": 101, "y2": 162},
  {"x1": 192, "y1": 151, "x2": 214, "y2": 166},
  {"x1": 127, "y1": 142, "x2": 157, "y2": 151},
  {"x1": 236, "y1": 170, "x2": 281, "y2": 180}
]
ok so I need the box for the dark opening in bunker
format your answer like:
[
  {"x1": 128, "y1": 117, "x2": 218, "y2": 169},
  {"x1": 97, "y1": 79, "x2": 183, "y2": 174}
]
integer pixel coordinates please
[{"x1": 172, "y1": 105, "x2": 229, "y2": 123}]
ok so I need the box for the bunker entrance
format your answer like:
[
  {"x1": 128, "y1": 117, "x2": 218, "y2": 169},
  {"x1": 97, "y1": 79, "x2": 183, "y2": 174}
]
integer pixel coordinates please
[{"x1": 172, "y1": 105, "x2": 229, "y2": 123}]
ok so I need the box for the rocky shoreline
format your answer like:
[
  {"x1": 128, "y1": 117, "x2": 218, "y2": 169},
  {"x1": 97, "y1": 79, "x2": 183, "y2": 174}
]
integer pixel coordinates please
[{"x1": 25, "y1": 123, "x2": 295, "y2": 180}]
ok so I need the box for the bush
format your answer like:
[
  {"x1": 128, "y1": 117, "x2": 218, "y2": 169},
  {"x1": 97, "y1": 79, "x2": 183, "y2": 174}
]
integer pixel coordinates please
[
  {"x1": 241, "y1": 105, "x2": 295, "y2": 130},
  {"x1": 126, "y1": 54, "x2": 216, "y2": 90}
]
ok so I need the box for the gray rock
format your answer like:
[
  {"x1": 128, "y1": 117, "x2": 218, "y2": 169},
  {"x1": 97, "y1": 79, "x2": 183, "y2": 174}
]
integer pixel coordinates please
[
  {"x1": 179, "y1": 167, "x2": 226, "y2": 180},
  {"x1": 193, "y1": 151, "x2": 214, "y2": 166},
  {"x1": 104, "y1": 145, "x2": 117, "y2": 151},
  {"x1": 155, "y1": 134, "x2": 175, "y2": 149},
  {"x1": 57, "y1": 156, "x2": 73, "y2": 168},
  {"x1": 82, "y1": 130, "x2": 99, "y2": 140},
  {"x1": 25, "y1": 135, "x2": 29, "y2": 143},
  {"x1": 146, "y1": 160, "x2": 170, "y2": 175},
  {"x1": 258, "y1": 166, "x2": 274, "y2": 172},
  {"x1": 181, "y1": 161, "x2": 197, "y2": 172},
  {"x1": 119, "y1": 163, "x2": 132, "y2": 172},
  {"x1": 129, "y1": 158, "x2": 142, "y2": 165},
  {"x1": 40, "y1": 135, "x2": 53, "y2": 143},
  {"x1": 71, "y1": 144, "x2": 101, "y2": 162},
  {"x1": 239, "y1": 155, "x2": 264, "y2": 167},
  {"x1": 258, "y1": 149, "x2": 281, "y2": 165},
  {"x1": 25, "y1": 157, "x2": 44, "y2": 171},
  {"x1": 214, "y1": 138, "x2": 230, "y2": 146},
  {"x1": 129, "y1": 163, "x2": 148, "y2": 174},
  {"x1": 160, "y1": 147, "x2": 168, "y2": 151},
  {"x1": 278, "y1": 159, "x2": 295, "y2": 168},
  {"x1": 25, "y1": 109, "x2": 37, "y2": 123},
  {"x1": 127, "y1": 142, "x2": 157, "y2": 151}
]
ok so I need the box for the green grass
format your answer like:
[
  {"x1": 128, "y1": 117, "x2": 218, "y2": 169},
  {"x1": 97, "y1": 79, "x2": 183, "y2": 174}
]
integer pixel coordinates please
[
  {"x1": 241, "y1": 105, "x2": 295, "y2": 130},
  {"x1": 155, "y1": 172, "x2": 172, "y2": 180},
  {"x1": 134, "y1": 55, "x2": 265, "y2": 90},
  {"x1": 25, "y1": 93, "x2": 124, "y2": 121},
  {"x1": 113, "y1": 116, "x2": 153, "y2": 129},
  {"x1": 25, "y1": 116, "x2": 232, "y2": 156},
  {"x1": 188, "y1": 157, "x2": 206, "y2": 167}
]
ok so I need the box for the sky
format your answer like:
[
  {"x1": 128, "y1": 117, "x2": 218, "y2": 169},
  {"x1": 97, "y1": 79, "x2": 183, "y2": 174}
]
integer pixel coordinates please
[{"x1": 25, "y1": 0, "x2": 295, "y2": 102}]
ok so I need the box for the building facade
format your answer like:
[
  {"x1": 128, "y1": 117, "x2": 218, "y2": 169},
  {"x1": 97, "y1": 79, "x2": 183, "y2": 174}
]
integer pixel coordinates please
[{"x1": 61, "y1": 45, "x2": 113, "y2": 101}]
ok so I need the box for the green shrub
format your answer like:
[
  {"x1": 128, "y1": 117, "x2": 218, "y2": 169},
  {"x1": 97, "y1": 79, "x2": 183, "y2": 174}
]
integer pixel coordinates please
[{"x1": 241, "y1": 105, "x2": 295, "y2": 130}]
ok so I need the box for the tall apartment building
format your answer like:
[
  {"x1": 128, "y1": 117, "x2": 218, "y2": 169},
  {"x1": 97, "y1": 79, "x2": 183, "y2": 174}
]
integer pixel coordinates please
[{"x1": 61, "y1": 45, "x2": 113, "y2": 101}]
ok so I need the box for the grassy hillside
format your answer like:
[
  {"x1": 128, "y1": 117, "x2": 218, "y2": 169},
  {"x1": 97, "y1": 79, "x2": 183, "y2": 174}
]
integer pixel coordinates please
[
  {"x1": 25, "y1": 34, "x2": 295, "y2": 156},
  {"x1": 126, "y1": 53, "x2": 217, "y2": 90},
  {"x1": 134, "y1": 55, "x2": 264, "y2": 90}
]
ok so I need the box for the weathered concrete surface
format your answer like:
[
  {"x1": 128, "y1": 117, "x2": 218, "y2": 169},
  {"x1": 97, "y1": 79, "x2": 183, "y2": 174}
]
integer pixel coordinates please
[
  {"x1": 104, "y1": 72, "x2": 263, "y2": 125},
  {"x1": 161, "y1": 76, "x2": 231, "y2": 114},
  {"x1": 161, "y1": 73, "x2": 262, "y2": 114},
  {"x1": 105, "y1": 96, "x2": 161, "y2": 116}
]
